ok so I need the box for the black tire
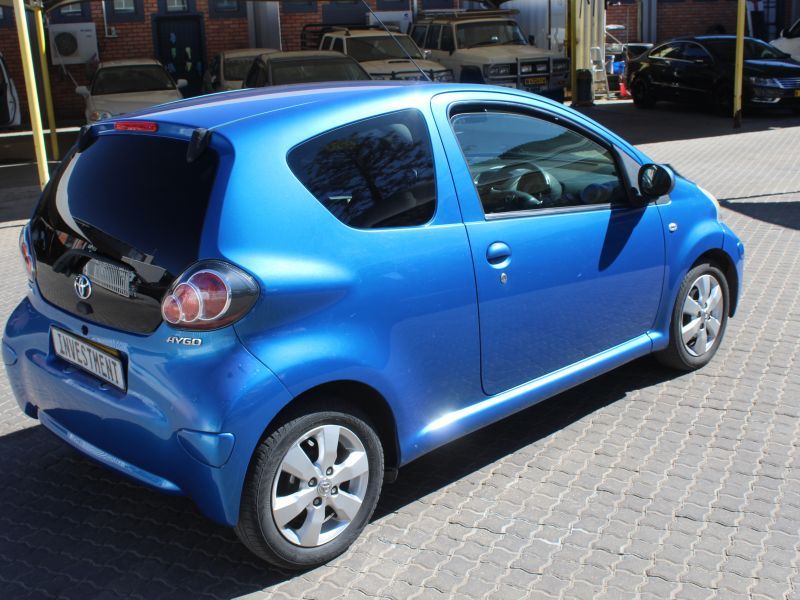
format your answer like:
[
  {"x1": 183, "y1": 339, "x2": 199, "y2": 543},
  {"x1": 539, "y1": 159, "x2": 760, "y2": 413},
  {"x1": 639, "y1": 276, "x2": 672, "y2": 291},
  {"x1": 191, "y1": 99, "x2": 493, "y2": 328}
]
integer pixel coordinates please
[
  {"x1": 631, "y1": 76, "x2": 656, "y2": 108},
  {"x1": 235, "y1": 405, "x2": 384, "y2": 569},
  {"x1": 656, "y1": 263, "x2": 730, "y2": 371}
]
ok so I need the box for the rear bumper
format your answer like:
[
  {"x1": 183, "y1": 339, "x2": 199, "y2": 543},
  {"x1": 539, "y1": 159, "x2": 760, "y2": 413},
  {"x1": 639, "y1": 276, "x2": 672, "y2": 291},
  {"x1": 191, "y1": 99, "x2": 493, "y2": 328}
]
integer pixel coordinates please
[{"x1": 3, "y1": 290, "x2": 292, "y2": 526}]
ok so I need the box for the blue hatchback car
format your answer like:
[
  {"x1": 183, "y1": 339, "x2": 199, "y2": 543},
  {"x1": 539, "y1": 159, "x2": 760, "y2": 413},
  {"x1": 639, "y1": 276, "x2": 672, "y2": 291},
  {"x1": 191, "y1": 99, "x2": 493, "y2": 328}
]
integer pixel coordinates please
[{"x1": 5, "y1": 82, "x2": 743, "y2": 568}]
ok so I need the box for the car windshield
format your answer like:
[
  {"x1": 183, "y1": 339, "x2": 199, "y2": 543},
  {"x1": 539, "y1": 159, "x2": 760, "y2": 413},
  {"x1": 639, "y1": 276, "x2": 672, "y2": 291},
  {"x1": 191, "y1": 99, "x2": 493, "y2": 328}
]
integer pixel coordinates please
[
  {"x1": 345, "y1": 36, "x2": 424, "y2": 61},
  {"x1": 270, "y1": 59, "x2": 370, "y2": 85},
  {"x1": 456, "y1": 21, "x2": 527, "y2": 49},
  {"x1": 91, "y1": 65, "x2": 175, "y2": 95},
  {"x1": 224, "y1": 56, "x2": 259, "y2": 80},
  {"x1": 702, "y1": 38, "x2": 790, "y2": 61}
]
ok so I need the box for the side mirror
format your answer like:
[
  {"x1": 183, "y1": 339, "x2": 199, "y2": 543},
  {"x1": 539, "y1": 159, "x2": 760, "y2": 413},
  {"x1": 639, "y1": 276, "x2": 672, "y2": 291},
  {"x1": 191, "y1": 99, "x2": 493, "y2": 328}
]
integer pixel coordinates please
[
  {"x1": 638, "y1": 163, "x2": 675, "y2": 200},
  {"x1": 423, "y1": 50, "x2": 432, "y2": 59},
  {"x1": 528, "y1": 35, "x2": 535, "y2": 46},
  {"x1": 75, "y1": 85, "x2": 89, "y2": 97},
  {"x1": 779, "y1": 28, "x2": 785, "y2": 38},
  {"x1": 177, "y1": 78, "x2": 188, "y2": 89}
]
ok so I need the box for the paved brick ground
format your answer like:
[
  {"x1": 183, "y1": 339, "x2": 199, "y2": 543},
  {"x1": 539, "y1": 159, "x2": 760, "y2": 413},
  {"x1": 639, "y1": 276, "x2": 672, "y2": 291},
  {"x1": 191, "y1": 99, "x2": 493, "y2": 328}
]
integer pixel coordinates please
[{"x1": 0, "y1": 104, "x2": 798, "y2": 599}]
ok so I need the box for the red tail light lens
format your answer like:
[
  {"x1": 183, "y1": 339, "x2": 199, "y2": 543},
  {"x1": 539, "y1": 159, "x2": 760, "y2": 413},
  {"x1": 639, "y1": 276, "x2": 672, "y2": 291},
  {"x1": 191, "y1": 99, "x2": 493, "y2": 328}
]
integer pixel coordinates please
[
  {"x1": 19, "y1": 225, "x2": 35, "y2": 282},
  {"x1": 161, "y1": 261, "x2": 258, "y2": 330}
]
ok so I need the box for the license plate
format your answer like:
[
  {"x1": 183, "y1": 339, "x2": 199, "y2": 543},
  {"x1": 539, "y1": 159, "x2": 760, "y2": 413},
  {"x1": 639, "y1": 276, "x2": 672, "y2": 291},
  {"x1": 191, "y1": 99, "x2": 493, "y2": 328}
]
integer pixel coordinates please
[
  {"x1": 525, "y1": 76, "x2": 547, "y2": 86},
  {"x1": 795, "y1": 90, "x2": 800, "y2": 97},
  {"x1": 51, "y1": 328, "x2": 126, "y2": 391}
]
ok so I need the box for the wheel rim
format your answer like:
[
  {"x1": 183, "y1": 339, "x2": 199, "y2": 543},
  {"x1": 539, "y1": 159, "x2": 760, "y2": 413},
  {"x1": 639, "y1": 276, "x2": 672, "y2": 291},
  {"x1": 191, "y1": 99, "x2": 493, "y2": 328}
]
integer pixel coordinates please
[
  {"x1": 271, "y1": 424, "x2": 369, "y2": 548},
  {"x1": 681, "y1": 273, "x2": 724, "y2": 357}
]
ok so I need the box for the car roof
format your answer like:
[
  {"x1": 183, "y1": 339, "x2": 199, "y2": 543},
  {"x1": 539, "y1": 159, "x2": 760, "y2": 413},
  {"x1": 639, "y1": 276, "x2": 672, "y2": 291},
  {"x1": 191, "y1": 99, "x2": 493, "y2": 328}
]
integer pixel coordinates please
[
  {"x1": 672, "y1": 35, "x2": 760, "y2": 42},
  {"x1": 258, "y1": 50, "x2": 353, "y2": 61},
  {"x1": 96, "y1": 58, "x2": 163, "y2": 69},
  {"x1": 325, "y1": 29, "x2": 408, "y2": 38},
  {"x1": 222, "y1": 48, "x2": 278, "y2": 59}
]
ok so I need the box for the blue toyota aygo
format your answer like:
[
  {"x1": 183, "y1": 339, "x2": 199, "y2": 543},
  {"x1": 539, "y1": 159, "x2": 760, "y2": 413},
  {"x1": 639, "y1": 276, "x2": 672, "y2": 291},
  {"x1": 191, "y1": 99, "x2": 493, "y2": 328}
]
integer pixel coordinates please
[{"x1": 4, "y1": 82, "x2": 743, "y2": 569}]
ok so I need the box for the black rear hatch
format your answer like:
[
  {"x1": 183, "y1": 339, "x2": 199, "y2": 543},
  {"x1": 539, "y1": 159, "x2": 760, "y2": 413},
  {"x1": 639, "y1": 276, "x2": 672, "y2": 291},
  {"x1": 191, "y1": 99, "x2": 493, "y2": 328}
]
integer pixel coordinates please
[{"x1": 30, "y1": 132, "x2": 218, "y2": 334}]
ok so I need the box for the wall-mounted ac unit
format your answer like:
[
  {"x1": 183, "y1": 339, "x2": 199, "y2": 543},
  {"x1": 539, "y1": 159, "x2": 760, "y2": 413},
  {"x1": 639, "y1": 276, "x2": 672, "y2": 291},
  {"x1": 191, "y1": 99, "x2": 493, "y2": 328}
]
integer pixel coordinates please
[
  {"x1": 367, "y1": 11, "x2": 413, "y2": 34},
  {"x1": 49, "y1": 23, "x2": 99, "y2": 65}
]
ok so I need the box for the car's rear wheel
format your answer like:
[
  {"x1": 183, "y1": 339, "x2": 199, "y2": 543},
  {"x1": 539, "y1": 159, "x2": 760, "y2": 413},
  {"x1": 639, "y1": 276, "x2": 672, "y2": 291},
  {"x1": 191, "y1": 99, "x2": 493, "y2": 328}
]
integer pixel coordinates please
[
  {"x1": 632, "y1": 76, "x2": 656, "y2": 108},
  {"x1": 656, "y1": 263, "x2": 729, "y2": 371},
  {"x1": 236, "y1": 406, "x2": 384, "y2": 569}
]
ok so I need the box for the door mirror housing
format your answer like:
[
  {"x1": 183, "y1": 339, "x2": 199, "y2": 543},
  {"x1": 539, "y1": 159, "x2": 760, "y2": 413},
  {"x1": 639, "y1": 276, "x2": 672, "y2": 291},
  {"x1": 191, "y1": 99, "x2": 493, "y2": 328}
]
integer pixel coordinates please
[
  {"x1": 423, "y1": 50, "x2": 432, "y2": 60},
  {"x1": 638, "y1": 163, "x2": 675, "y2": 200},
  {"x1": 176, "y1": 79, "x2": 189, "y2": 89},
  {"x1": 75, "y1": 85, "x2": 90, "y2": 97}
]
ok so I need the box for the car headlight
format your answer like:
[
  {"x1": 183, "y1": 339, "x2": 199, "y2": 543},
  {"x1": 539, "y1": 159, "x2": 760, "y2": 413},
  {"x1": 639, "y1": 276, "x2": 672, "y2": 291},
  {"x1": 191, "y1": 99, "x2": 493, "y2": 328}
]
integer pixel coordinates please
[
  {"x1": 697, "y1": 185, "x2": 722, "y2": 222},
  {"x1": 552, "y1": 60, "x2": 569, "y2": 73},
  {"x1": 89, "y1": 110, "x2": 112, "y2": 122},
  {"x1": 434, "y1": 70, "x2": 454, "y2": 82},
  {"x1": 747, "y1": 76, "x2": 780, "y2": 87},
  {"x1": 520, "y1": 63, "x2": 533, "y2": 74},
  {"x1": 534, "y1": 62, "x2": 548, "y2": 73},
  {"x1": 485, "y1": 64, "x2": 512, "y2": 78}
]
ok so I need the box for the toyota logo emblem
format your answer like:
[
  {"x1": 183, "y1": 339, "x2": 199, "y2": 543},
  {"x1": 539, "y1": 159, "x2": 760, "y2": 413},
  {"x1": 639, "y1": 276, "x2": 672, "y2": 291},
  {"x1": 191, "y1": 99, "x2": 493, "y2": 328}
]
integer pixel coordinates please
[{"x1": 74, "y1": 274, "x2": 92, "y2": 300}]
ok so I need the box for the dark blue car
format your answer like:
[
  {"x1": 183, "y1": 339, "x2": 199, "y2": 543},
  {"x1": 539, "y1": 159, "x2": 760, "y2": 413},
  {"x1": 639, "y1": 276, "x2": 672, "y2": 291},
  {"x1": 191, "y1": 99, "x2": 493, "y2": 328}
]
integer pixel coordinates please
[{"x1": 4, "y1": 82, "x2": 743, "y2": 568}]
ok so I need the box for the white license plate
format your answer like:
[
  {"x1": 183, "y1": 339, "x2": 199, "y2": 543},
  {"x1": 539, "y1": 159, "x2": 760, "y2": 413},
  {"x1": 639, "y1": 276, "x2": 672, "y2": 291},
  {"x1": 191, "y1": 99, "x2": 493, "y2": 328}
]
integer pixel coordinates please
[{"x1": 51, "y1": 328, "x2": 126, "y2": 391}]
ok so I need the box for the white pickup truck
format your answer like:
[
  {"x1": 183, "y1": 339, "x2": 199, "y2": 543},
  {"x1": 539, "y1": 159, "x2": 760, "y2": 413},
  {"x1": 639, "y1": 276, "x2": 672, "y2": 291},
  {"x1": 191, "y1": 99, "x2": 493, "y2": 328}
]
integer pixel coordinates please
[{"x1": 409, "y1": 10, "x2": 569, "y2": 102}]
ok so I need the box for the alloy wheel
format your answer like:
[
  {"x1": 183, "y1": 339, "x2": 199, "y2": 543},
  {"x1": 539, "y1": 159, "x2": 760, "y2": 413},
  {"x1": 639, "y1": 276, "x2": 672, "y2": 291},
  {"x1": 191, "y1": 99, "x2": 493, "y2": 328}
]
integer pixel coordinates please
[
  {"x1": 681, "y1": 273, "x2": 724, "y2": 357},
  {"x1": 271, "y1": 424, "x2": 369, "y2": 548}
]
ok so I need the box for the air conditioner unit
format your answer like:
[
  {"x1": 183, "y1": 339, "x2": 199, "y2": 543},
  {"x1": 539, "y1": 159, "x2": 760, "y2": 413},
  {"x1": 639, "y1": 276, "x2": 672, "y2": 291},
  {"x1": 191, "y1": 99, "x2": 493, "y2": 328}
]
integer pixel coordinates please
[
  {"x1": 49, "y1": 23, "x2": 99, "y2": 65},
  {"x1": 367, "y1": 11, "x2": 413, "y2": 34}
]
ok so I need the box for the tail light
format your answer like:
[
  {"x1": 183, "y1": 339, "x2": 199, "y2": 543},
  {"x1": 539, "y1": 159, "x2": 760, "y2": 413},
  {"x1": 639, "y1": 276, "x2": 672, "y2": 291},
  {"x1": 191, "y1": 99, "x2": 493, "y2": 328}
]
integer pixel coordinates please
[
  {"x1": 161, "y1": 261, "x2": 259, "y2": 330},
  {"x1": 19, "y1": 225, "x2": 35, "y2": 282}
]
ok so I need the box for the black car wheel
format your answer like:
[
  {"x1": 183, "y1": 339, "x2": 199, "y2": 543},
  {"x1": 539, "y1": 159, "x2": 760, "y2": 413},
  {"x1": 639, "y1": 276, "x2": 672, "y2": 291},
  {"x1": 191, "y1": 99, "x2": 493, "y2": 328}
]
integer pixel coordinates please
[
  {"x1": 631, "y1": 77, "x2": 655, "y2": 108},
  {"x1": 713, "y1": 84, "x2": 734, "y2": 117}
]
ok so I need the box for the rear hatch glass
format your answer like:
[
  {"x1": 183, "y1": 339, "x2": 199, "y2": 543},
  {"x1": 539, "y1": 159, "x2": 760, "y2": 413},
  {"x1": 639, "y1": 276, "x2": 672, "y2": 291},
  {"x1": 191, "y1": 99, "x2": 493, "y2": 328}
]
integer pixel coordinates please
[{"x1": 31, "y1": 133, "x2": 218, "y2": 334}]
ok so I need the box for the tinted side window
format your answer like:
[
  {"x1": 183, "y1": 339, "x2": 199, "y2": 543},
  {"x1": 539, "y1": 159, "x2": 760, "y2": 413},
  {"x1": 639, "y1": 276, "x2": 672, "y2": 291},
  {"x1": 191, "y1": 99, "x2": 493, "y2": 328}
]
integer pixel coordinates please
[
  {"x1": 333, "y1": 38, "x2": 344, "y2": 53},
  {"x1": 288, "y1": 109, "x2": 436, "y2": 229},
  {"x1": 681, "y1": 43, "x2": 711, "y2": 62},
  {"x1": 411, "y1": 25, "x2": 427, "y2": 47},
  {"x1": 441, "y1": 26, "x2": 454, "y2": 52},
  {"x1": 651, "y1": 43, "x2": 683, "y2": 60},
  {"x1": 451, "y1": 111, "x2": 626, "y2": 215},
  {"x1": 425, "y1": 25, "x2": 442, "y2": 49}
]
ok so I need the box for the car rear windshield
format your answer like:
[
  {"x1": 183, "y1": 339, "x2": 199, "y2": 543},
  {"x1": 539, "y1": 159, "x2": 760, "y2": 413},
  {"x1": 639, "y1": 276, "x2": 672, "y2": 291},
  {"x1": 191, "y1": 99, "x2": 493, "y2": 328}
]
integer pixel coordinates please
[
  {"x1": 225, "y1": 56, "x2": 259, "y2": 81},
  {"x1": 270, "y1": 59, "x2": 370, "y2": 85},
  {"x1": 38, "y1": 134, "x2": 218, "y2": 276},
  {"x1": 346, "y1": 36, "x2": 424, "y2": 61},
  {"x1": 92, "y1": 66, "x2": 175, "y2": 95}
]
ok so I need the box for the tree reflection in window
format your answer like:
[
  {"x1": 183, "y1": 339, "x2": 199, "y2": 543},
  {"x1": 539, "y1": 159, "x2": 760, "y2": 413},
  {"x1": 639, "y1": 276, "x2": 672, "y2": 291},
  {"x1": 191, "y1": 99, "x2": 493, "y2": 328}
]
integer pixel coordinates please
[{"x1": 288, "y1": 110, "x2": 436, "y2": 229}]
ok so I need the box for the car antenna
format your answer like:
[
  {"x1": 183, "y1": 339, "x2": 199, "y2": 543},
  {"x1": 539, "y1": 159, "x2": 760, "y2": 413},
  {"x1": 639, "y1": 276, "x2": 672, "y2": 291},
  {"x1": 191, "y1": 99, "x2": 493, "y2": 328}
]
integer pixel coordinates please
[{"x1": 358, "y1": 0, "x2": 433, "y2": 82}]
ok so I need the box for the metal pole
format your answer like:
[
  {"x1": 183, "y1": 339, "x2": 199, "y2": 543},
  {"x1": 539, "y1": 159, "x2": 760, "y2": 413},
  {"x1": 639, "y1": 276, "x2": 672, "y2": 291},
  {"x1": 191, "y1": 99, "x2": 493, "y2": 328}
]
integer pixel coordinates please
[
  {"x1": 569, "y1": 0, "x2": 577, "y2": 100},
  {"x1": 33, "y1": 3, "x2": 59, "y2": 161},
  {"x1": 733, "y1": 0, "x2": 746, "y2": 128},
  {"x1": 12, "y1": 0, "x2": 49, "y2": 188}
]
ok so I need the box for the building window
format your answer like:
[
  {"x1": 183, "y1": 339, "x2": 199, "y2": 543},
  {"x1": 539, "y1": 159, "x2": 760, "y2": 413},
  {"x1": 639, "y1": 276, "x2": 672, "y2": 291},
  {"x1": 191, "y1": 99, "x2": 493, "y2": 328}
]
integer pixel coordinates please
[
  {"x1": 105, "y1": 0, "x2": 144, "y2": 23},
  {"x1": 113, "y1": 0, "x2": 135, "y2": 13},
  {"x1": 166, "y1": 0, "x2": 188, "y2": 12},
  {"x1": 282, "y1": 0, "x2": 316, "y2": 12},
  {"x1": 209, "y1": 0, "x2": 246, "y2": 18},
  {"x1": 48, "y1": 1, "x2": 92, "y2": 23}
]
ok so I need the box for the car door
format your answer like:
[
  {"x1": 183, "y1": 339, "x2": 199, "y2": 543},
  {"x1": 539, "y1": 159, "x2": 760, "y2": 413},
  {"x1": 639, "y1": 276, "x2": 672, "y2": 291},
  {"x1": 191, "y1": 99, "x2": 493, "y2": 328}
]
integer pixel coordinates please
[
  {"x1": 672, "y1": 42, "x2": 716, "y2": 103},
  {"x1": 647, "y1": 43, "x2": 684, "y2": 99},
  {"x1": 432, "y1": 92, "x2": 666, "y2": 395}
]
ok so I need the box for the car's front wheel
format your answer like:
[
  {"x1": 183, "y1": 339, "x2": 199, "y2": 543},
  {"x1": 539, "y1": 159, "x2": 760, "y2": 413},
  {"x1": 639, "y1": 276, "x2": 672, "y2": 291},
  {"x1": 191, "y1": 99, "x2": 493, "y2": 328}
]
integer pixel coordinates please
[
  {"x1": 631, "y1": 76, "x2": 656, "y2": 108},
  {"x1": 656, "y1": 263, "x2": 730, "y2": 371},
  {"x1": 236, "y1": 405, "x2": 384, "y2": 569}
]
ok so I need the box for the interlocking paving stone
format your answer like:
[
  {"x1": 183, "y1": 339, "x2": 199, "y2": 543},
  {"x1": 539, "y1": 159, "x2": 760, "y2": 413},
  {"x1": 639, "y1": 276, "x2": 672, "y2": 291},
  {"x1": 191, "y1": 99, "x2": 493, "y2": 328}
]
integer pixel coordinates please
[{"x1": 0, "y1": 105, "x2": 799, "y2": 598}]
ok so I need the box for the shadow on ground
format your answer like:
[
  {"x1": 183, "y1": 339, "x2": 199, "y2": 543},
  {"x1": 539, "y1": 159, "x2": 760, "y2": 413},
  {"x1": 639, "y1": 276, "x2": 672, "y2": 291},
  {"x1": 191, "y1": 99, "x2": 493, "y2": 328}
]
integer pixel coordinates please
[
  {"x1": 0, "y1": 356, "x2": 679, "y2": 599},
  {"x1": 578, "y1": 100, "x2": 800, "y2": 146},
  {"x1": 720, "y1": 198, "x2": 800, "y2": 231}
]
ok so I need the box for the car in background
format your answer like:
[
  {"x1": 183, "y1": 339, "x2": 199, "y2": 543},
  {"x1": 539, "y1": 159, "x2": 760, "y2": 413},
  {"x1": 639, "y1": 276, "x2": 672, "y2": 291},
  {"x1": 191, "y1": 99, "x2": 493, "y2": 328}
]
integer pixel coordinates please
[
  {"x1": 243, "y1": 51, "x2": 370, "y2": 87},
  {"x1": 410, "y1": 9, "x2": 569, "y2": 101},
  {"x1": 6, "y1": 81, "x2": 743, "y2": 570},
  {"x1": 76, "y1": 59, "x2": 187, "y2": 123},
  {"x1": 627, "y1": 36, "x2": 800, "y2": 114},
  {"x1": 771, "y1": 18, "x2": 800, "y2": 62},
  {"x1": 319, "y1": 29, "x2": 453, "y2": 82},
  {"x1": 0, "y1": 51, "x2": 21, "y2": 128},
  {"x1": 203, "y1": 48, "x2": 278, "y2": 93}
]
